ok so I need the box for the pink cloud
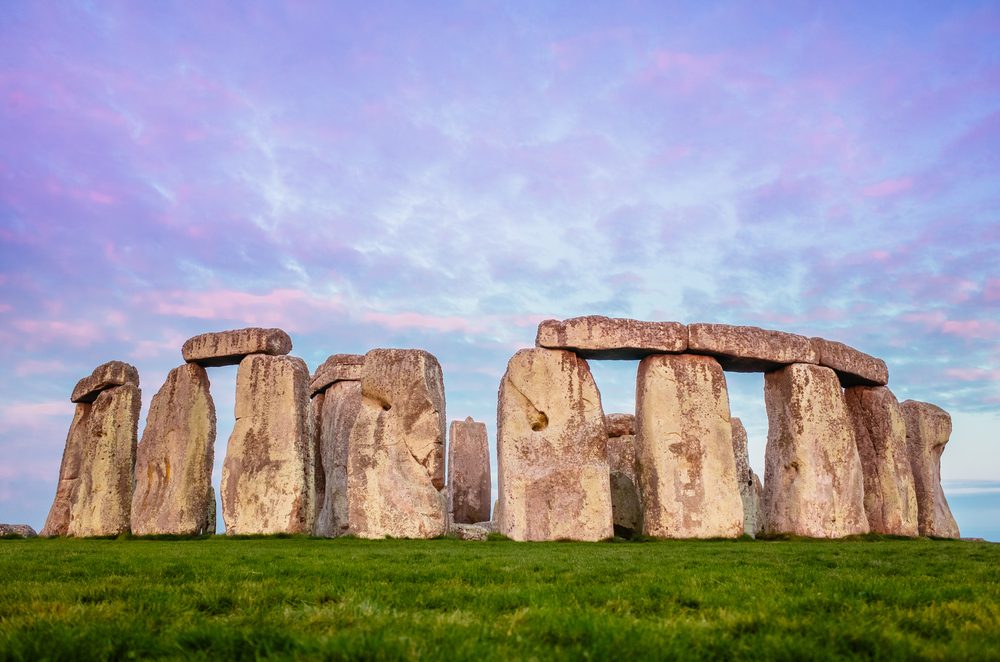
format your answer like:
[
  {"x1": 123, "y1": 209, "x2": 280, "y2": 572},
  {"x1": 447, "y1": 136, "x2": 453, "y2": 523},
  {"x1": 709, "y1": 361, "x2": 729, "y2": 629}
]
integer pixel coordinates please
[
  {"x1": 862, "y1": 177, "x2": 913, "y2": 198},
  {"x1": 362, "y1": 311, "x2": 489, "y2": 334},
  {"x1": 904, "y1": 311, "x2": 1000, "y2": 340},
  {"x1": 141, "y1": 288, "x2": 345, "y2": 332},
  {"x1": 983, "y1": 279, "x2": 1000, "y2": 302},
  {"x1": 11, "y1": 319, "x2": 104, "y2": 347},
  {"x1": 14, "y1": 359, "x2": 69, "y2": 377},
  {"x1": 944, "y1": 368, "x2": 1000, "y2": 382},
  {"x1": 0, "y1": 400, "x2": 72, "y2": 433}
]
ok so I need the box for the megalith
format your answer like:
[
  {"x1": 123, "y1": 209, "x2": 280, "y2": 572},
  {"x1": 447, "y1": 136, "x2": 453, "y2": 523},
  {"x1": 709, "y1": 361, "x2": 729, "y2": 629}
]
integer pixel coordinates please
[
  {"x1": 606, "y1": 413, "x2": 641, "y2": 537},
  {"x1": 347, "y1": 349, "x2": 447, "y2": 539},
  {"x1": 42, "y1": 362, "x2": 141, "y2": 537},
  {"x1": 636, "y1": 354, "x2": 743, "y2": 538},
  {"x1": 448, "y1": 417, "x2": 491, "y2": 525},
  {"x1": 762, "y1": 363, "x2": 868, "y2": 538},
  {"x1": 901, "y1": 400, "x2": 960, "y2": 538},
  {"x1": 731, "y1": 417, "x2": 763, "y2": 537},
  {"x1": 221, "y1": 354, "x2": 314, "y2": 535},
  {"x1": 182, "y1": 327, "x2": 292, "y2": 367},
  {"x1": 496, "y1": 348, "x2": 612, "y2": 542},
  {"x1": 844, "y1": 386, "x2": 918, "y2": 536},
  {"x1": 131, "y1": 364, "x2": 217, "y2": 536}
]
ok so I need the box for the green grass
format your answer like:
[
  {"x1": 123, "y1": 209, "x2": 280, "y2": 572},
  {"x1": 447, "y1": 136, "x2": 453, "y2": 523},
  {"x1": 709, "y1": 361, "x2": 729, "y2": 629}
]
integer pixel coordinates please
[{"x1": 1, "y1": 536, "x2": 998, "y2": 660}]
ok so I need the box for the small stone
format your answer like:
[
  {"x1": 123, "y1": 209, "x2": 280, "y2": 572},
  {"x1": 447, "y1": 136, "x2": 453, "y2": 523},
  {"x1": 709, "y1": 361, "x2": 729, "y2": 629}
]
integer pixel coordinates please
[
  {"x1": 605, "y1": 413, "x2": 635, "y2": 438},
  {"x1": 902, "y1": 400, "x2": 960, "y2": 538},
  {"x1": 450, "y1": 522, "x2": 489, "y2": 541},
  {"x1": 0, "y1": 524, "x2": 37, "y2": 537},
  {"x1": 606, "y1": 413, "x2": 641, "y2": 537},
  {"x1": 536, "y1": 316, "x2": 687, "y2": 359},
  {"x1": 812, "y1": 337, "x2": 889, "y2": 387},
  {"x1": 182, "y1": 327, "x2": 292, "y2": 367},
  {"x1": 687, "y1": 323, "x2": 818, "y2": 372},
  {"x1": 313, "y1": 380, "x2": 361, "y2": 537},
  {"x1": 309, "y1": 353, "x2": 364, "y2": 397},
  {"x1": 448, "y1": 417, "x2": 491, "y2": 525},
  {"x1": 731, "y1": 417, "x2": 763, "y2": 537},
  {"x1": 71, "y1": 360, "x2": 139, "y2": 403}
]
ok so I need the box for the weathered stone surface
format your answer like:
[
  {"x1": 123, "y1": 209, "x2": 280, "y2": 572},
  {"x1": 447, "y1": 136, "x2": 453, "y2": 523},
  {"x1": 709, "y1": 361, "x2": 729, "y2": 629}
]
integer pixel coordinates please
[
  {"x1": 731, "y1": 417, "x2": 763, "y2": 537},
  {"x1": 902, "y1": 400, "x2": 960, "y2": 538},
  {"x1": 762, "y1": 364, "x2": 869, "y2": 538},
  {"x1": 497, "y1": 348, "x2": 613, "y2": 541},
  {"x1": 131, "y1": 364, "x2": 216, "y2": 536},
  {"x1": 313, "y1": 380, "x2": 361, "y2": 537},
  {"x1": 606, "y1": 413, "x2": 641, "y2": 537},
  {"x1": 0, "y1": 524, "x2": 37, "y2": 537},
  {"x1": 812, "y1": 337, "x2": 889, "y2": 387},
  {"x1": 310, "y1": 353, "x2": 364, "y2": 396},
  {"x1": 536, "y1": 316, "x2": 687, "y2": 360},
  {"x1": 182, "y1": 327, "x2": 292, "y2": 367},
  {"x1": 450, "y1": 522, "x2": 490, "y2": 541},
  {"x1": 845, "y1": 387, "x2": 918, "y2": 536},
  {"x1": 222, "y1": 354, "x2": 314, "y2": 535},
  {"x1": 448, "y1": 417, "x2": 491, "y2": 525},
  {"x1": 347, "y1": 349, "x2": 447, "y2": 539},
  {"x1": 474, "y1": 520, "x2": 495, "y2": 532},
  {"x1": 42, "y1": 384, "x2": 141, "y2": 537},
  {"x1": 636, "y1": 354, "x2": 744, "y2": 538},
  {"x1": 71, "y1": 360, "x2": 139, "y2": 403},
  {"x1": 687, "y1": 323, "x2": 817, "y2": 372}
]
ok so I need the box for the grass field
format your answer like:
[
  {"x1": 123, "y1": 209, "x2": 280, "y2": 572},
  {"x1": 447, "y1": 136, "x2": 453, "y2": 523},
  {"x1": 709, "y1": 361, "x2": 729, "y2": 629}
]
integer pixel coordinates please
[{"x1": 1, "y1": 535, "x2": 998, "y2": 660}]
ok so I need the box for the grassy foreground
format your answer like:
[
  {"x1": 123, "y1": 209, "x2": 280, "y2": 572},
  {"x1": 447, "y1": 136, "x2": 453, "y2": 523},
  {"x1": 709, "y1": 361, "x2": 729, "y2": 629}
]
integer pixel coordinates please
[{"x1": 1, "y1": 536, "x2": 998, "y2": 660}]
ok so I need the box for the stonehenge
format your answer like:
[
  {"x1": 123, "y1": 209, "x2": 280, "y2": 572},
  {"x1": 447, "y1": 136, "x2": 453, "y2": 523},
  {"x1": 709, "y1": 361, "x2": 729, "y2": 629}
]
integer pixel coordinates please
[{"x1": 39, "y1": 317, "x2": 963, "y2": 541}]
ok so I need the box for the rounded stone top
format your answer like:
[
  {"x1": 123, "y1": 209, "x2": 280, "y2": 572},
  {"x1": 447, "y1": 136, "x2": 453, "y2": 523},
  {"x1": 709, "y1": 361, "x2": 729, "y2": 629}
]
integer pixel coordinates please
[{"x1": 182, "y1": 328, "x2": 292, "y2": 367}]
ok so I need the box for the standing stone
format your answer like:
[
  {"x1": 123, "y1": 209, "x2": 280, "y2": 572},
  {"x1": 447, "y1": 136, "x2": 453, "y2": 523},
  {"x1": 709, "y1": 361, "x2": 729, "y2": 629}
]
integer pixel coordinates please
[
  {"x1": 902, "y1": 400, "x2": 960, "y2": 538},
  {"x1": 131, "y1": 364, "x2": 217, "y2": 536},
  {"x1": 448, "y1": 417, "x2": 491, "y2": 525},
  {"x1": 845, "y1": 387, "x2": 918, "y2": 536},
  {"x1": 496, "y1": 348, "x2": 612, "y2": 542},
  {"x1": 314, "y1": 379, "x2": 362, "y2": 537},
  {"x1": 41, "y1": 403, "x2": 90, "y2": 537},
  {"x1": 347, "y1": 349, "x2": 447, "y2": 539},
  {"x1": 606, "y1": 413, "x2": 642, "y2": 537},
  {"x1": 762, "y1": 363, "x2": 869, "y2": 538},
  {"x1": 221, "y1": 354, "x2": 314, "y2": 535},
  {"x1": 731, "y1": 417, "x2": 763, "y2": 537},
  {"x1": 636, "y1": 354, "x2": 744, "y2": 538}
]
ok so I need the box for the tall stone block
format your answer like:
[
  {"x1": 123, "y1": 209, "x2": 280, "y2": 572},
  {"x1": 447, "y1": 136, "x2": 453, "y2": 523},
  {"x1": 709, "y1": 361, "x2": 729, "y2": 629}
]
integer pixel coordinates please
[
  {"x1": 41, "y1": 403, "x2": 91, "y2": 536},
  {"x1": 314, "y1": 380, "x2": 361, "y2": 537},
  {"x1": 448, "y1": 417, "x2": 491, "y2": 525},
  {"x1": 606, "y1": 413, "x2": 641, "y2": 537},
  {"x1": 636, "y1": 354, "x2": 743, "y2": 538},
  {"x1": 131, "y1": 364, "x2": 217, "y2": 536},
  {"x1": 902, "y1": 400, "x2": 960, "y2": 538},
  {"x1": 347, "y1": 349, "x2": 447, "y2": 539},
  {"x1": 496, "y1": 348, "x2": 612, "y2": 542},
  {"x1": 845, "y1": 386, "x2": 918, "y2": 536},
  {"x1": 762, "y1": 363, "x2": 868, "y2": 538},
  {"x1": 731, "y1": 417, "x2": 763, "y2": 537},
  {"x1": 222, "y1": 354, "x2": 314, "y2": 535}
]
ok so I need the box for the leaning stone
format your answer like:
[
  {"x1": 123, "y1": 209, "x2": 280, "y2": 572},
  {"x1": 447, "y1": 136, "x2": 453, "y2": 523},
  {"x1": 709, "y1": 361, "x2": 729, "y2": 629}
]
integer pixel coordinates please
[
  {"x1": 221, "y1": 354, "x2": 314, "y2": 535},
  {"x1": 536, "y1": 316, "x2": 687, "y2": 360},
  {"x1": 71, "y1": 360, "x2": 139, "y2": 403},
  {"x1": 636, "y1": 354, "x2": 744, "y2": 538},
  {"x1": 496, "y1": 348, "x2": 613, "y2": 542},
  {"x1": 182, "y1": 327, "x2": 292, "y2": 367},
  {"x1": 688, "y1": 323, "x2": 818, "y2": 372},
  {"x1": 762, "y1": 364, "x2": 869, "y2": 538},
  {"x1": 131, "y1": 364, "x2": 217, "y2": 536},
  {"x1": 309, "y1": 353, "x2": 364, "y2": 397},
  {"x1": 812, "y1": 337, "x2": 889, "y2": 387},
  {"x1": 313, "y1": 380, "x2": 361, "y2": 537},
  {"x1": 0, "y1": 524, "x2": 37, "y2": 537},
  {"x1": 450, "y1": 522, "x2": 490, "y2": 541},
  {"x1": 845, "y1": 387, "x2": 918, "y2": 536},
  {"x1": 606, "y1": 413, "x2": 642, "y2": 537},
  {"x1": 731, "y1": 417, "x2": 763, "y2": 537},
  {"x1": 902, "y1": 400, "x2": 960, "y2": 538},
  {"x1": 347, "y1": 349, "x2": 447, "y2": 539},
  {"x1": 41, "y1": 403, "x2": 90, "y2": 536},
  {"x1": 448, "y1": 417, "x2": 491, "y2": 525}
]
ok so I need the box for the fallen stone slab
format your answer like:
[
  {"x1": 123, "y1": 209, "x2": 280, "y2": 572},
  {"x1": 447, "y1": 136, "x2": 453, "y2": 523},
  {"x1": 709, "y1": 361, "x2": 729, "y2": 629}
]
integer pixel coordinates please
[
  {"x1": 448, "y1": 417, "x2": 491, "y2": 525},
  {"x1": 902, "y1": 400, "x2": 960, "y2": 538},
  {"x1": 450, "y1": 522, "x2": 490, "y2": 541},
  {"x1": 182, "y1": 327, "x2": 292, "y2": 367},
  {"x1": 536, "y1": 316, "x2": 687, "y2": 360},
  {"x1": 731, "y1": 417, "x2": 763, "y2": 537},
  {"x1": 687, "y1": 323, "x2": 817, "y2": 372},
  {"x1": 606, "y1": 413, "x2": 641, "y2": 537},
  {"x1": 313, "y1": 379, "x2": 361, "y2": 537},
  {"x1": 812, "y1": 337, "x2": 889, "y2": 387},
  {"x1": 0, "y1": 524, "x2": 37, "y2": 537},
  {"x1": 309, "y1": 353, "x2": 364, "y2": 397},
  {"x1": 71, "y1": 360, "x2": 139, "y2": 403}
]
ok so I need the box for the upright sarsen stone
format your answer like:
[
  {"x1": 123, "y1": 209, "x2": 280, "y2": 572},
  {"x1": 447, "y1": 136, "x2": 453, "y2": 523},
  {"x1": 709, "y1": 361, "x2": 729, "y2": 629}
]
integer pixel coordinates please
[
  {"x1": 902, "y1": 400, "x2": 960, "y2": 538},
  {"x1": 636, "y1": 354, "x2": 743, "y2": 539},
  {"x1": 131, "y1": 364, "x2": 217, "y2": 536},
  {"x1": 448, "y1": 417, "x2": 491, "y2": 525},
  {"x1": 731, "y1": 417, "x2": 763, "y2": 537},
  {"x1": 845, "y1": 386, "x2": 918, "y2": 536},
  {"x1": 606, "y1": 413, "x2": 641, "y2": 537},
  {"x1": 347, "y1": 349, "x2": 447, "y2": 539},
  {"x1": 314, "y1": 380, "x2": 361, "y2": 537},
  {"x1": 222, "y1": 355, "x2": 314, "y2": 535},
  {"x1": 762, "y1": 363, "x2": 868, "y2": 538},
  {"x1": 496, "y1": 348, "x2": 612, "y2": 542}
]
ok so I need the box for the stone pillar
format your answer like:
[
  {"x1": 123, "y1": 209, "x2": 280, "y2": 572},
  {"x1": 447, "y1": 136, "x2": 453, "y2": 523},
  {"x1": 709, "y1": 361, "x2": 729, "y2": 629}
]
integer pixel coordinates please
[
  {"x1": 313, "y1": 380, "x2": 361, "y2": 536},
  {"x1": 731, "y1": 417, "x2": 763, "y2": 537},
  {"x1": 131, "y1": 364, "x2": 217, "y2": 536},
  {"x1": 222, "y1": 354, "x2": 314, "y2": 535},
  {"x1": 347, "y1": 349, "x2": 447, "y2": 539},
  {"x1": 496, "y1": 348, "x2": 612, "y2": 541},
  {"x1": 902, "y1": 400, "x2": 960, "y2": 538},
  {"x1": 844, "y1": 386, "x2": 918, "y2": 536},
  {"x1": 636, "y1": 354, "x2": 743, "y2": 538},
  {"x1": 762, "y1": 363, "x2": 868, "y2": 538},
  {"x1": 448, "y1": 417, "x2": 491, "y2": 525},
  {"x1": 606, "y1": 413, "x2": 641, "y2": 537}
]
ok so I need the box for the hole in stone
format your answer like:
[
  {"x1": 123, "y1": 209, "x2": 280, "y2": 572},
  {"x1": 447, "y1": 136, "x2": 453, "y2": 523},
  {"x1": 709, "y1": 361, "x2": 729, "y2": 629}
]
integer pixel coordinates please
[
  {"x1": 381, "y1": 403, "x2": 391, "y2": 411},
  {"x1": 531, "y1": 412, "x2": 548, "y2": 431}
]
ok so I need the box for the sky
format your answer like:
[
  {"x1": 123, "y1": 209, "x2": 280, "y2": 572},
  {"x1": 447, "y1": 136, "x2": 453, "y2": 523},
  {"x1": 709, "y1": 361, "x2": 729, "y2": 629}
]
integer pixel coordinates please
[{"x1": 1, "y1": 1, "x2": 998, "y2": 538}]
